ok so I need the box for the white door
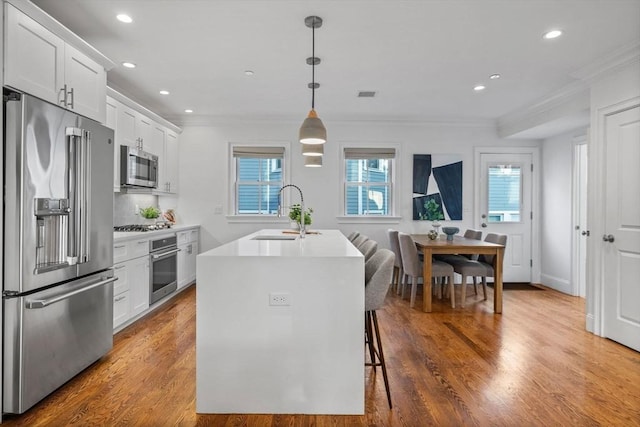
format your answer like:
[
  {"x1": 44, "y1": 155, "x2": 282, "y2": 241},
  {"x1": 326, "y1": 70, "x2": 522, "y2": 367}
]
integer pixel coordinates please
[
  {"x1": 573, "y1": 141, "x2": 588, "y2": 297},
  {"x1": 603, "y1": 105, "x2": 640, "y2": 352},
  {"x1": 64, "y1": 43, "x2": 106, "y2": 122},
  {"x1": 479, "y1": 153, "x2": 533, "y2": 283}
]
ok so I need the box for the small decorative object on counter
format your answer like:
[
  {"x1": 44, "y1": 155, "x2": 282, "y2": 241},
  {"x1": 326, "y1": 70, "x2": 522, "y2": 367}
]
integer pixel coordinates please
[
  {"x1": 427, "y1": 230, "x2": 439, "y2": 240},
  {"x1": 164, "y1": 209, "x2": 176, "y2": 224},
  {"x1": 140, "y1": 206, "x2": 161, "y2": 219}
]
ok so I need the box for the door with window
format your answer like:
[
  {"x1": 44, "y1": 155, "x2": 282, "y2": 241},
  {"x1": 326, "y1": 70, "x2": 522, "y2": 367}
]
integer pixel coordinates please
[{"x1": 478, "y1": 153, "x2": 533, "y2": 283}]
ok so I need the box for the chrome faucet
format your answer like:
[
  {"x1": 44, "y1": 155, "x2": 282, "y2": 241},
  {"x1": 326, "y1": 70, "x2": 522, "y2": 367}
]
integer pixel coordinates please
[{"x1": 277, "y1": 184, "x2": 305, "y2": 238}]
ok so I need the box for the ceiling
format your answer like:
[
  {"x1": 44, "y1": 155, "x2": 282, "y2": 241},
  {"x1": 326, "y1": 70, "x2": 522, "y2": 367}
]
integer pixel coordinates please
[{"x1": 31, "y1": 0, "x2": 640, "y2": 133}]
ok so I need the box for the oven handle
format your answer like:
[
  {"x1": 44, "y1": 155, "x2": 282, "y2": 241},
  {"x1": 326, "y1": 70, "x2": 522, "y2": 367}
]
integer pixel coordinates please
[
  {"x1": 25, "y1": 277, "x2": 118, "y2": 309},
  {"x1": 151, "y1": 248, "x2": 181, "y2": 260}
]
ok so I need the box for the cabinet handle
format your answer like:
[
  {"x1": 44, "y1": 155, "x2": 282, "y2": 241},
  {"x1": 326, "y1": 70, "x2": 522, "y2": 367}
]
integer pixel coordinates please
[
  {"x1": 114, "y1": 245, "x2": 125, "y2": 249},
  {"x1": 114, "y1": 265, "x2": 125, "y2": 270},
  {"x1": 67, "y1": 87, "x2": 75, "y2": 109},
  {"x1": 137, "y1": 240, "x2": 147, "y2": 245},
  {"x1": 115, "y1": 295, "x2": 127, "y2": 302},
  {"x1": 59, "y1": 84, "x2": 68, "y2": 106}
]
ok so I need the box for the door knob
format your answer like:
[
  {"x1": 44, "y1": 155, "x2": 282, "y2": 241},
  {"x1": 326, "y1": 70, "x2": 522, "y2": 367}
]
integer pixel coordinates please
[
  {"x1": 581, "y1": 230, "x2": 590, "y2": 236},
  {"x1": 481, "y1": 223, "x2": 487, "y2": 228},
  {"x1": 602, "y1": 234, "x2": 615, "y2": 242}
]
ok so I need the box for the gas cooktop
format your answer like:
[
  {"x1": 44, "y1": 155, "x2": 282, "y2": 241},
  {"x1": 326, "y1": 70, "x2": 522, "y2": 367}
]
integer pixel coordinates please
[{"x1": 114, "y1": 223, "x2": 172, "y2": 232}]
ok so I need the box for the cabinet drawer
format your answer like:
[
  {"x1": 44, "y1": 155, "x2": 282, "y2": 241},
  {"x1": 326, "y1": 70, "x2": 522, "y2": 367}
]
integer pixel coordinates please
[
  {"x1": 130, "y1": 238, "x2": 150, "y2": 258},
  {"x1": 113, "y1": 242, "x2": 129, "y2": 264},
  {"x1": 113, "y1": 290, "x2": 130, "y2": 328},
  {"x1": 112, "y1": 263, "x2": 130, "y2": 295},
  {"x1": 177, "y1": 231, "x2": 189, "y2": 245}
]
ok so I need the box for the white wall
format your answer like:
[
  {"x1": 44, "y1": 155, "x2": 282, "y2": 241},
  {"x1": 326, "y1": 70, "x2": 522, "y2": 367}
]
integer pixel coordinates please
[
  {"x1": 175, "y1": 120, "x2": 540, "y2": 255},
  {"x1": 540, "y1": 129, "x2": 587, "y2": 294}
]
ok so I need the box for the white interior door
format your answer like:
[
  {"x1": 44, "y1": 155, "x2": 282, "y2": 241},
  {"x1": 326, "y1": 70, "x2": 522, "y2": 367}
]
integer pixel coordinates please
[
  {"x1": 603, "y1": 105, "x2": 640, "y2": 352},
  {"x1": 573, "y1": 141, "x2": 588, "y2": 297},
  {"x1": 479, "y1": 153, "x2": 532, "y2": 283}
]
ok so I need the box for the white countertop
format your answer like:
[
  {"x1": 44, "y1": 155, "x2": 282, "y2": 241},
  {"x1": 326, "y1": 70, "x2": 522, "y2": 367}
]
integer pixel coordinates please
[
  {"x1": 114, "y1": 224, "x2": 199, "y2": 242},
  {"x1": 199, "y1": 229, "x2": 362, "y2": 258}
]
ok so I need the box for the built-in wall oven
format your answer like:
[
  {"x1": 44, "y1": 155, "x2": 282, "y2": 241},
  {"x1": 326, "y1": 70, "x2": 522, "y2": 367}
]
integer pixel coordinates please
[{"x1": 149, "y1": 235, "x2": 179, "y2": 304}]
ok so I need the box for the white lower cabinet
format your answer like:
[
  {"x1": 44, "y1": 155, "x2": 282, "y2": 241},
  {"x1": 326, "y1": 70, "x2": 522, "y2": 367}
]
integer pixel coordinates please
[
  {"x1": 177, "y1": 229, "x2": 199, "y2": 289},
  {"x1": 113, "y1": 238, "x2": 150, "y2": 330}
]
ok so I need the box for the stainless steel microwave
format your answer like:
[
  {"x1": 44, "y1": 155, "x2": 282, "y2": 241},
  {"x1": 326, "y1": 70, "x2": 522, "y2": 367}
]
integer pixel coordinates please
[{"x1": 120, "y1": 146, "x2": 158, "y2": 188}]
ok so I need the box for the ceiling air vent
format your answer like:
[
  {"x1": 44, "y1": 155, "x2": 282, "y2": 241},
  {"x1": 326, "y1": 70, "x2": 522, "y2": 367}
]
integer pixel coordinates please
[{"x1": 357, "y1": 91, "x2": 376, "y2": 98}]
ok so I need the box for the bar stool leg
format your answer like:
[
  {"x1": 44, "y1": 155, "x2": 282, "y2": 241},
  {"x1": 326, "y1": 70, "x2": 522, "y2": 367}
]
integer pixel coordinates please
[
  {"x1": 371, "y1": 310, "x2": 392, "y2": 409},
  {"x1": 364, "y1": 311, "x2": 377, "y2": 372}
]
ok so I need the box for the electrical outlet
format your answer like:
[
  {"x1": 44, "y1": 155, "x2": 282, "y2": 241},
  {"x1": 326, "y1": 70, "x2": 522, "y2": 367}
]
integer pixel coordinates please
[
  {"x1": 269, "y1": 292, "x2": 291, "y2": 306},
  {"x1": 134, "y1": 204, "x2": 139, "y2": 215}
]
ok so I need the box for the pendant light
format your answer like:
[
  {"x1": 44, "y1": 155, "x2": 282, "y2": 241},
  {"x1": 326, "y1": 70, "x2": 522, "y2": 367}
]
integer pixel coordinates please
[
  {"x1": 302, "y1": 143, "x2": 323, "y2": 156},
  {"x1": 299, "y1": 16, "x2": 327, "y2": 145},
  {"x1": 304, "y1": 155, "x2": 323, "y2": 167}
]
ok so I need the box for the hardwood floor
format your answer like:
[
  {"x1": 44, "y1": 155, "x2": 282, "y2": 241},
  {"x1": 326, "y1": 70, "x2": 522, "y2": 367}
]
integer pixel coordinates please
[{"x1": 3, "y1": 283, "x2": 639, "y2": 426}]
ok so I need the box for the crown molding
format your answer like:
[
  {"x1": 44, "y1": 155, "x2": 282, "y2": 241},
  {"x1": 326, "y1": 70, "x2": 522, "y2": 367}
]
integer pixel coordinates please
[
  {"x1": 497, "y1": 80, "x2": 589, "y2": 138},
  {"x1": 570, "y1": 40, "x2": 640, "y2": 83},
  {"x1": 107, "y1": 87, "x2": 182, "y2": 134}
]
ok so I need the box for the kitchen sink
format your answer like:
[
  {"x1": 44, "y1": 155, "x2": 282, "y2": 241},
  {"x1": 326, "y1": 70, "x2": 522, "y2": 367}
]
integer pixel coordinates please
[{"x1": 251, "y1": 235, "x2": 297, "y2": 241}]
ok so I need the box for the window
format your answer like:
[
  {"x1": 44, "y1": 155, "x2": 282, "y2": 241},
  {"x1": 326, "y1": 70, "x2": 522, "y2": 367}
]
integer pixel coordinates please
[
  {"x1": 233, "y1": 146, "x2": 284, "y2": 215},
  {"x1": 343, "y1": 147, "x2": 395, "y2": 216},
  {"x1": 487, "y1": 164, "x2": 521, "y2": 222}
]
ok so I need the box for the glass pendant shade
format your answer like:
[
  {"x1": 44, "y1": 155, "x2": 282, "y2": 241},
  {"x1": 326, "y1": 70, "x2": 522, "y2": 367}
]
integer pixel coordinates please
[
  {"x1": 302, "y1": 142, "x2": 323, "y2": 156},
  {"x1": 299, "y1": 109, "x2": 326, "y2": 144},
  {"x1": 304, "y1": 155, "x2": 323, "y2": 167}
]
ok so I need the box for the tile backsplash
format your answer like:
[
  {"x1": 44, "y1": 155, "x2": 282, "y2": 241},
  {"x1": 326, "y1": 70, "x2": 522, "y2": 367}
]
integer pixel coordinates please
[{"x1": 113, "y1": 193, "x2": 159, "y2": 225}]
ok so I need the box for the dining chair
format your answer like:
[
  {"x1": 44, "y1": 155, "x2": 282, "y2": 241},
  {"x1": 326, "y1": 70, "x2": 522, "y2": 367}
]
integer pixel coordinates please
[
  {"x1": 397, "y1": 232, "x2": 455, "y2": 308},
  {"x1": 449, "y1": 233, "x2": 508, "y2": 307},
  {"x1": 437, "y1": 229, "x2": 482, "y2": 296},
  {"x1": 358, "y1": 239, "x2": 378, "y2": 261},
  {"x1": 364, "y1": 248, "x2": 395, "y2": 409},
  {"x1": 386, "y1": 229, "x2": 403, "y2": 294}
]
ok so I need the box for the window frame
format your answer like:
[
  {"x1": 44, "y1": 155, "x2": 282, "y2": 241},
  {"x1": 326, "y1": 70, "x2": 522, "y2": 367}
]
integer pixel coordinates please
[
  {"x1": 227, "y1": 142, "x2": 291, "y2": 223},
  {"x1": 337, "y1": 143, "x2": 401, "y2": 224}
]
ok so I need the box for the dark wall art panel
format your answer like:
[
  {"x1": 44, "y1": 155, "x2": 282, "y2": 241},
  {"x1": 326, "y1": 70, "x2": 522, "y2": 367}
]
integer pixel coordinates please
[{"x1": 413, "y1": 154, "x2": 463, "y2": 221}]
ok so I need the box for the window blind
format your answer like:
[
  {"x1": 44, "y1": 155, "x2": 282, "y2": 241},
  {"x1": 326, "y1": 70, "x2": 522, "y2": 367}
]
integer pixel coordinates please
[
  {"x1": 344, "y1": 147, "x2": 396, "y2": 159},
  {"x1": 233, "y1": 146, "x2": 285, "y2": 158}
]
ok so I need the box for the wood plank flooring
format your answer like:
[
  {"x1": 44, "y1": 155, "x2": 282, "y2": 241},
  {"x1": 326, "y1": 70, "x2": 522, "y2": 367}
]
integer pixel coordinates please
[{"x1": 3, "y1": 283, "x2": 639, "y2": 426}]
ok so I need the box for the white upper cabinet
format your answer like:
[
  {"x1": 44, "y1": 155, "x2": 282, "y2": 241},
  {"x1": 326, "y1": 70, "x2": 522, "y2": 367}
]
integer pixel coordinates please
[
  {"x1": 107, "y1": 89, "x2": 181, "y2": 194},
  {"x1": 163, "y1": 130, "x2": 180, "y2": 194},
  {"x1": 4, "y1": 3, "x2": 107, "y2": 122}
]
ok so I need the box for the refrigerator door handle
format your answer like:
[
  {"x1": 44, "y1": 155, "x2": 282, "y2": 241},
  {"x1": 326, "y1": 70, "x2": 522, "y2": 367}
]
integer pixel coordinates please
[
  {"x1": 79, "y1": 130, "x2": 91, "y2": 263},
  {"x1": 24, "y1": 276, "x2": 117, "y2": 309}
]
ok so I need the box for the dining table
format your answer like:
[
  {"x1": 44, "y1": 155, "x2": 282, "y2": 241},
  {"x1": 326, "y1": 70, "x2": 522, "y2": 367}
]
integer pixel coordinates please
[{"x1": 410, "y1": 234, "x2": 505, "y2": 313}]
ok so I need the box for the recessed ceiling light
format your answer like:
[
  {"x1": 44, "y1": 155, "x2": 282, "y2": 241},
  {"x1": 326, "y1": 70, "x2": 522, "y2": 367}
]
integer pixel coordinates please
[
  {"x1": 122, "y1": 62, "x2": 136, "y2": 68},
  {"x1": 489, "y1": 74, "x2": 501, "y2": 80},
  {"x1": 116, "y1": 14, "x2": 133, "y2": 23},
  {"x1": 244, "y1": 70, "x2": 254, "y2": 76},
  {"x1": 159, "y1": 90, "x2": 170, "y2": 95},
  {"x1": 474, "y1": 85, "x2": 486, "y2": 91},
  {"x1": 184, "y1": 109, "x2": 193, "y2": 113},
  {"x1": 543, "y1": 29, "x2": 563, "y2": 39}
]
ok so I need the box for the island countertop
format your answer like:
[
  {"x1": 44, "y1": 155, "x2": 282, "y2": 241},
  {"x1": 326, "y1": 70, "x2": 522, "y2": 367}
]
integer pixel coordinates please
[
  {"x1": 199, "y1": 229, "x2": 363, "y2": 258},
  {"x1": 196, "y1": 229, "x2": 365, "y2": 415}
]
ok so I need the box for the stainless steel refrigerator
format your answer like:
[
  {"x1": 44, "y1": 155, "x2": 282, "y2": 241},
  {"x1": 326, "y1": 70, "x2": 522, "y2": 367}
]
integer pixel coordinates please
[{"x1": 3, "y1": 89, "x2": 116, "y2": 414}]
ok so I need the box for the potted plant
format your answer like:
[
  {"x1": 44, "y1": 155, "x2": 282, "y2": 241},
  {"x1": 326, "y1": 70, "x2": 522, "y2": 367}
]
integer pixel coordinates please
[
  {"x1": 288, "y1": 204, "x2": 313, "y2": 228},
  {"x1": 140, "y1": 206, "x2": 161, "y2": 221}
]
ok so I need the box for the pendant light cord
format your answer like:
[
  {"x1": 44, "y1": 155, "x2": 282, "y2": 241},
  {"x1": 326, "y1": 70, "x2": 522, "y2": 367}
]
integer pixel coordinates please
[{"x1": 311, "y1": 18, "x2": 315, "y2": 110}]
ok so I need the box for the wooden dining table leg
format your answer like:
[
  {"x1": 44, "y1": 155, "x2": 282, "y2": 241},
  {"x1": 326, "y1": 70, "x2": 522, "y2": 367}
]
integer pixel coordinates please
[
  {"x1": 422, "y1": 247, "x2": 433, "y2": 312},
  {"x1": 493, "y1": 247, "x2": 504, "y2": 314}
]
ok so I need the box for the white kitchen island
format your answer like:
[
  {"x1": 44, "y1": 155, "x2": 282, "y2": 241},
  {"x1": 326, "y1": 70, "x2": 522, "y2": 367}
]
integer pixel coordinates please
[{"x1": 196, "y1": 229, "x2": 365, "y2": 415}]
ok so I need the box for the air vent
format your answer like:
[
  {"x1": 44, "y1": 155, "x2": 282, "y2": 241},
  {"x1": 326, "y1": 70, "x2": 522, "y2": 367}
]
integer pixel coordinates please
[{"x1": 357, "y1": 91, "x2": 376, "y2": 98}]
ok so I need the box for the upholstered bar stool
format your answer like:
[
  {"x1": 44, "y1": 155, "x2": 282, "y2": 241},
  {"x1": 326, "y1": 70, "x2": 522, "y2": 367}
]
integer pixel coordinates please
[
  {"x1": 352, "y1": 234, "x2": 368, "y2": 248},
  {"x1": 364, "y1": 248, "x2": 395, "y2": 409},
  {"x1": 358, "y1": 239, "x2": 378, "y2": 261},
  {"x1": 347, "y1": 231, "x2": 360, "y2": 242}
]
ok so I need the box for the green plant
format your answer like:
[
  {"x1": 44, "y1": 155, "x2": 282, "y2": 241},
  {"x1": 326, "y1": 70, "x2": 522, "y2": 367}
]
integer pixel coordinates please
[
  {"x1": 420, "y1": 199, "x2": 444, "y2": 221},
  {"x1": 288, "y1": 204, "x2": 313, "y2": 226},
  {"x1": 140, "y1": 206, "x2": 161, "y2": 219}
]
